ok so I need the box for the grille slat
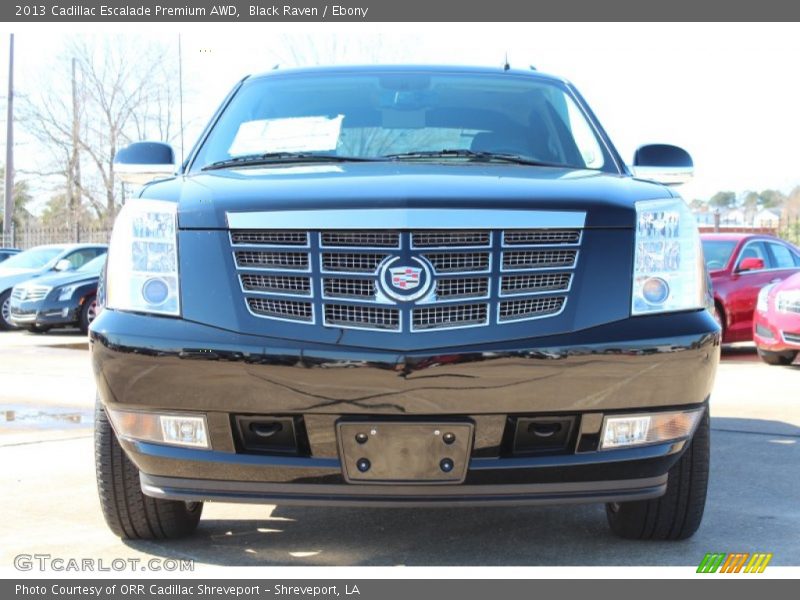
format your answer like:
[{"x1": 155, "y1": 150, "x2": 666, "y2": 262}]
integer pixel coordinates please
[
  {"x1": 436, "y1": 277, "x2": 489, "y2": 299},
  {"x1": 321, "y1": 231, "x2": 400, "y2": 248},
  {"x1": 501, "y1": 273, "x2": 572, "y2": 295},
  {"x1": 425, "y1": 252, "x2": 490, "y2": 273},
  {"x1": 236, "y1": 251, "x2": 309, "y2": 270},
  {"x1": 248, "y1": 297, "x2": 313, "y2": 321},
  {"x1": 413, "y1": 303, "x2": 488, "y2": 330},
  {"x1": 499, "y1": 297, "x2": 565, "y2": 321},
  {"x1": 322, "y1": 252, "x2": 389, "y2": 273},
  {"x1": 502, "y1": 250, "x2": 577, "y2": 270},
  {"x1": 412, "y1": 231, "x2": 490, "y2": 248},
  {"x1": 231, "y1": 226, "x2": 582, "y2": 330},
  {"x1": 504, "y1": 230, "x2": 580, "y2": 245},
  {"x1": 323, "y1": 278, "x2": 376, "y2": 299},
  {"x1": 240, "y1": 274, "x2": 311, "y2": 296},
  {"x1": 325, "y1": 304, "x2": 400, "y2": 330},
  {"x1": 231, "y1": 230, "x2": 308, "y2": 246}
]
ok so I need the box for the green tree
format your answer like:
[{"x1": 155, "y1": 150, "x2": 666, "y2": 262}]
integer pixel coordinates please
[
  {"x1": 709, "y1": 191, "x2": 736, "y2": 209},
  {"x1": 0, "y1": 166, "x2": 35, "y2": 230},
  {"x1": 759, "y1": 189, "x2": 786, "y2": 209}
]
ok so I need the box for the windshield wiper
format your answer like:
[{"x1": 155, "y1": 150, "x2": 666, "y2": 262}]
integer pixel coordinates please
[
  {"x1": 201, "y1": 152, "x2": 381, "y2": 171},
  {"x1": 383, "y1": 149, "x2": 562, "y2": 167}
]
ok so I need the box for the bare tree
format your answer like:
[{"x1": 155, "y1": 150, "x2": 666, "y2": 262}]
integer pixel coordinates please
[{"x1": 22, "y1": 35, "x2": 183, "y2": 228}]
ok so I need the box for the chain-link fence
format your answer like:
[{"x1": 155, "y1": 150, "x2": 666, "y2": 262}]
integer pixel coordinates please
[{"x1": 1, "y1": 225, "x2": 112, "y2": 250}]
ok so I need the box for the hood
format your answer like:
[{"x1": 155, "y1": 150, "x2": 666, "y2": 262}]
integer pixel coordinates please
[
  {"x1": 0, "y1": 269, "x2": 43, "y2": 293},
  {"x1": 141, "y1": 162, "x2": 673, "y2": 230},
  {"x1": 19, "y1": 269, "x2": 100, "y2": 289}
]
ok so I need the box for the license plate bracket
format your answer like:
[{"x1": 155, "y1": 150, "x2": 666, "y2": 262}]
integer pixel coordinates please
[{"x1": 337, "y1": 421, "x2": 474, "y2": 484}]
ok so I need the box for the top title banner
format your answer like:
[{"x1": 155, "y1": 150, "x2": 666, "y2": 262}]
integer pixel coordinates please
[{"x1": 4, "y1": 0, "x2": 800, "y2": 21}]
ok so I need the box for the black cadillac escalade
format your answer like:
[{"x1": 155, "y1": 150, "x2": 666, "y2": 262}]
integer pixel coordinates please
[{"x1": 92, "y1": 65, "x2": 720, "y2": 541}]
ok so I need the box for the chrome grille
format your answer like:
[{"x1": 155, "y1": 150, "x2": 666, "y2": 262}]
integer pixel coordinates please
[
  {"x1": 235, "y1": 251, "x2": 309, "y2": 270},
  {"x1": 498, "y1": 297, "x2": 565, "y2": 321},
  {"x1": 502, "y1": 249, "x2": 577, "y2": 270},
  {"x1": 783, "y1": 332, "x2": 800, "y2": 344},
  {"x1": 240, "y1": 274, "x2": 311, "y2": 296},
  {"x1": 501, "y1": 273, "x2": 572, "y2": 295},
  {"x1": 231, "y1": 230, "x2": 308, "y2": 245},
  {"x1": 325, "y1": 304, "x2": 400, "y2": 330},
  {"x1": 230, "y1": 224, "x2": 581, "y2": 331},
  {"x1": 11, "y1": 286, "x2": 50, "y2": 302},
  {"x1": 777, "y1": 298, "x2": 800, "y2": 314},
  {"x1": 322, "y1": 252, "x2": 389, "y2": 273},
  {"x1": 247, "y1": 297, "x2": 313, "y2": 322},
  {"x1": 412, "y1": 231, "x2": 490, "y2": 248},
  {"x1": 504, "y1": 229, "x2": 580, "y2": 245},
  {"x1": 413, "y1": 303, "x2": 488, "y2": 330}
]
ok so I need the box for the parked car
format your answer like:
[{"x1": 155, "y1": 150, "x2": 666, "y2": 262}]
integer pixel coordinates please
[
  {"x1": 92, "y1": 65, "x2": 720, "y2": 542},
  {"x1": 701, "y1": 233, "x2": 800, "y2": 343},
  {"x1": 0, "y1": 248, "x2": 20, "y2": 263},
  {"x1": 753, "y1": 271, "x2": 800, "y2": 365},
  {"x1": 0, "y1": 244, "x2": 108, "y2": 330},
  {"x1": 9, "y1": 254, "x2": 106, "y2": 334}
]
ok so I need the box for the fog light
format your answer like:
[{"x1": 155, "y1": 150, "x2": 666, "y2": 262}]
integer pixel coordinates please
[
  {"x1": 160, "y1": 415, "x2": 208, "y2": 448},
  {"x1": 642, "y1": 277, "x2": 670, "y2": 305},
  {"x1": 142, "y1": 277, "x2": 170, "y2": 306},
  {"x1": 600, "y1": 408, "x2": 703, "y2": 450},
  {"x1": 106, "y1": 408, "x2": 209, "y2": 449}
]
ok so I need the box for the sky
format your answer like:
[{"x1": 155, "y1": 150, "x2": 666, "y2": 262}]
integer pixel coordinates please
[{"x1": 1, "y1": 22, "x2": 799, "y2": 213}]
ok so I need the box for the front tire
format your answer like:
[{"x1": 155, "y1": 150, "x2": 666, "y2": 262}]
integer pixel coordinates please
[
  {"x1": 757, "y1": 349, "x2": 797, "y2": 366},
  {"x1": 94, "y1": 399, "x2": 203, "y2": 539},
  {"x1": 606, "y1": 408, "x2": 710, "y2": 540},
  {"x1": 0, "y1": 290, "x2": 18, "y2": 331},
  {"x1": 79, "y1": 296, "x2": 98, "y2": 334}
]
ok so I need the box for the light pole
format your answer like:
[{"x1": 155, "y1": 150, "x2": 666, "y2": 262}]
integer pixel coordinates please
[{"x1": 3, "y1": 34, "x2": 14, "y2": 242}]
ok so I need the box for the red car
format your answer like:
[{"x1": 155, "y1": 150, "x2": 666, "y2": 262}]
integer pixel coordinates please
[
  {"x1": 701, "y1": 233, "x2": 800, "y2": 343},
  {"x1": 753, "y1": 272, "x2": 800, "y2": 365}
]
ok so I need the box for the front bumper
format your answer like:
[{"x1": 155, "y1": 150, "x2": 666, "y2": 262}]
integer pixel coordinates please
[
  {"x1": 9, "y1": 298, "x2": 80, "y2": 327},
  {"x1": 753, "y1": 308, "x2": 800, "y2": 352},
  {"x1": 91, "y1": 308, "x2": 719, "y2": 505}
]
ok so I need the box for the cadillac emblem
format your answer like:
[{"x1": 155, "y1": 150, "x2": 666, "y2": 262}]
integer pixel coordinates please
[{"x1": 378, "y1": 256, "x2": 433, "y2": 302}]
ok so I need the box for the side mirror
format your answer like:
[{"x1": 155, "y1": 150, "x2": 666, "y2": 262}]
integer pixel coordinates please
[
  {"x1": 114, "y1": 141, "x2": 176, "y2": 185},
  {"x1": 631, "y1": 144, "x2": 693, "y2": 186},
  {"x1": 54, "y1": 259, "x2": 73, "y2": 272},
  {"x1": 737, "y1": 257, "x2": 765, "y2": 272}
]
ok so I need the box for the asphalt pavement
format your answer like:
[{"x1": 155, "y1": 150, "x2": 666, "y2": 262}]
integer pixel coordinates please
[{"x1": 0, "y1": 329, "x2": 798, "y2": 567}]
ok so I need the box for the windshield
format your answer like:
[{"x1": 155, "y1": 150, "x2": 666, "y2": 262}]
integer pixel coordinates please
[
  {"x1": 76, "y1": 254, "x2": 107, "y2": 274},
  {"x1": 192, "y1": 71, "x2": 614, "y2": 172},
  {"x1": 0, "y1": 246, "x2": 63, "y2": 270},
  {"x1": 701, "y1": 240, "x2": 737, "y2": 270}
]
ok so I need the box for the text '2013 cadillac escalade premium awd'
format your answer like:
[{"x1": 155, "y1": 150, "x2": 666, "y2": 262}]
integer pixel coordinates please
[{"x1": 92, "y1": 65, "x2": 720, "y2": 542}]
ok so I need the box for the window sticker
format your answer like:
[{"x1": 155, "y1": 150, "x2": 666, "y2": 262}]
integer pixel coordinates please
[{"x1": 228, "y1": 115, "x2": 344, "y2": 155}]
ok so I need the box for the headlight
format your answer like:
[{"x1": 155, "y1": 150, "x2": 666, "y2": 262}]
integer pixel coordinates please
[
  {"x1": 632, "y1": 198, "x2": 704, "y2": 315},
  {"x1": 106, "y1": 199, "x2": 180, "y2": 316},
  {"x1": 757, "y1": 284, "x2": 776, "y2": 313},
  {"x1": 776, "y1": 289, "x2": 800, "y2": 314},
  {"x1": 57, "y1": 284, "x2": 80, "y2": 301}
]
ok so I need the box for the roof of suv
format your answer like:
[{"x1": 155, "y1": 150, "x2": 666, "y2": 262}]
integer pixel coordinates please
[{"x1": 248, "y1": 64, "x2": 568, "y2": 85}]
